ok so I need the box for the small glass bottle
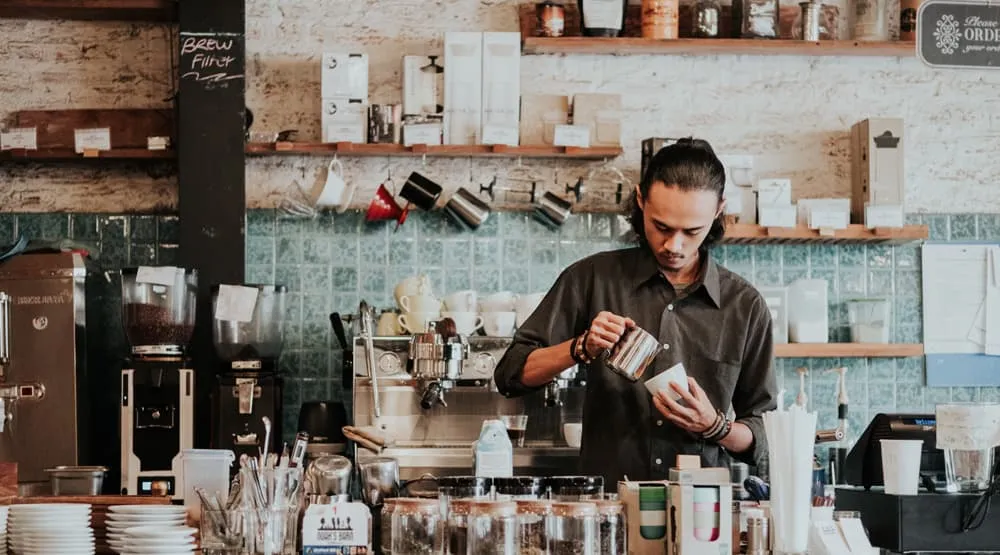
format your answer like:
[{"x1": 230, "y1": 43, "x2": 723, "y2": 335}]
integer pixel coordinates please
[
  {"x1": 517, "y1": 499, "x2": 554, "y2": 554},
  {"x1": 690, "y1": 0, "x2": 722, "y2": 38},
  {"x1": 548, "y1": 502, "x2": 599, "y2": 555},
  {"x1": 467, "y1": 500, "x2": 518, "y2": 555},
  {"x1": 391, "y1": 498, "x2": 442, "y2": 555},
  {"x1": 595, "y1": 500, "x2": 626, "y2": 554},
  {"x1": 731, "y1": 0, "x2": 780, "y2": 38},
  {"x1": 445, "y1": 499, "x2": 471, "y2": 555},
  {"x1": 537, "y1": 0, "x2": 567, "y2": 37}
]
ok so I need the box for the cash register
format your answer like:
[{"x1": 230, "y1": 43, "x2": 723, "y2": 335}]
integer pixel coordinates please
[{"x1": 836, "y1": 413, "x2": 1000, "y2": 553}]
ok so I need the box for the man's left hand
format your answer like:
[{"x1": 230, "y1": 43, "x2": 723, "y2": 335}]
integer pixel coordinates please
[{"x1": 653, "y1": 377, "x2": 717, "y2": 435}]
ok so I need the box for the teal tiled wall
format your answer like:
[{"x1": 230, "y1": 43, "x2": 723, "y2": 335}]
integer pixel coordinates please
[{"x1": 11, "y1": 210, "x2": 1000, "y2": 446}]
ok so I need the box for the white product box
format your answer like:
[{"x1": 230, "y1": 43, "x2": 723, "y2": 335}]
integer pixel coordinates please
[
  {"x1": 759, "y1": 204, "x2": 797, "y2": 228},
  {"x1": 481, "y1": 32, "x2": 520, "y2": 146},
  {"x1": 321, "y1": 97, "x2": 367, "y2": 143},
  {"x1": 443, "y1": 32, "x2": 483, "y2": 145},
  {"x1": 865, "y1": 203, "x2": 905, "y2": 228},
  {"x1": 321, "y1": 53, "x2": 368, "y2": 101},
  {"x1": 797, "y1": 198, "x2": 851, "y2": 228},
  {"x1": 756, "y1": 178, "x2": 792, "y2": 206},
  {"x1": 402, "y1": 122, "x2": 442, "y2": 146},
  {"x1": 757, "y1": 286, "x2": 789, "y2": 344}
]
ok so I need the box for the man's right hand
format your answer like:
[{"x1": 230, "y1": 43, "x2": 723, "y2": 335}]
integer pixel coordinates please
[{"x1": 583, "y1": 311, "x2": 635, "y2": 358}]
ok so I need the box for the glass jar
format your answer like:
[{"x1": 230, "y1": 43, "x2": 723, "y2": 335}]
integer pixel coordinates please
[
  {"x1": 517, "y1": 499, "x2": 554, "y2": 554},
  {"x1": 854, "y1": 0, "x2": 890, "y2": 40},
  {"x1": 595, "y1": 500, "x2": 626, "y2": 554},
  {"x1": 731, "y1": 0, "x2": 779, "y2": 38},
  {"x1": 446, "y1": 499, "x2": 471, "y2": 555},
  {"x1": 391, "y1": 498, "x2": 442, "y2": 555},
  {"x1": 549, "y1": 502, "x2": 599, "y2": 555},
  {"x1": 467, "y1": 500, "x2": 518, "y2": 555},
  {"x1": 548, "y1": 476, "x2": 604, "y2": 501},
  {"x1": 690, "y1": 0, "x2": 722, "y2": 37},
  {"x1": 495, "y1": 476, "x2": 547, "y2": 500},
  {"x1": 379, "y1": 499, "x2": 397, "y2": 554}
]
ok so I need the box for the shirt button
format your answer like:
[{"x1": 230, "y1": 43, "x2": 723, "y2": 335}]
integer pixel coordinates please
[
  {"x1": 655, "y1": 458, "x2": 662, "y2": 465},
  {"x1": 657, "y1": 420, "x2": 663, "y2": 426},
  {"x1": 667, "y1": 304, "x2": 674, "y2": 311},
  {"x1": 662, "y1": 343, "x2": 670, "y2": 351}
]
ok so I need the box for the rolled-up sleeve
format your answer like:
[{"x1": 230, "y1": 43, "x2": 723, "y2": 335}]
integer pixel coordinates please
[
  {"x1": 493, "y1": 261, "x2": 591, "y2": 398},
  {"x1": 731, "y1": 295, "x2": 778, "y2": 466}
]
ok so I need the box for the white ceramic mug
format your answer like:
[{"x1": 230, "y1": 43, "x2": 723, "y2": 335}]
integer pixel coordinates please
[
  {"x1": 399, "y1": 294, "x2": 441, "y2": 313},
  {"x1": 376, "y1": 312, "x2": 401, "y2": 336},
  {"x1": 443, "y1": 290, "x2": 478, "y2": 312},
  {"x1": 441, "y1": 311, "x2": 484, "y2": 336},
  {"x1": 480, "y1": 291, "x2": 516, "y2": 312},
  {"x1": 397, "y1": 311, "x2": 440, "y2": 334},
  {"x1": 394, "y1": 275, "x2": 432, "y2": 306},
  {"x1": 313, "y1": 158, "x2": 356, "y2": 212},
  {"x1": 514, "y1": 292, "x2": 545, "y2": 327},
  {"x1": 482, "y1": 311, "x2": 517, "y2": 337}
]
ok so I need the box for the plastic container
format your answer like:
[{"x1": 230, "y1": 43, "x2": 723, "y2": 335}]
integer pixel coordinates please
[
  {"x1": 212, "y1": 284, "x2": 287, "y2": 361},
  {"x1": 788, "y1": 279, "x2": 829, "y2": 343},
  {"x1": 182, "y1": 449, "x2": 235, "y2": 513},
  {"x1": 121, "y1": 266, "x2": 198, "y2": 354},
  {"x1": 847, "y1": 298, "x2": 890, "y2": 343}
]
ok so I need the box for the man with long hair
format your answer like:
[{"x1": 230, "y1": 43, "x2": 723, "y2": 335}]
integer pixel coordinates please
[{"x1": 494, "y1": 138, "x2": 778, "y2": 484}]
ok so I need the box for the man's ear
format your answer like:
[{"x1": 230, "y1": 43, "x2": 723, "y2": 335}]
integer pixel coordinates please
[{"x1": 635, "y1": 185, "x2": 644, "y2": 210}]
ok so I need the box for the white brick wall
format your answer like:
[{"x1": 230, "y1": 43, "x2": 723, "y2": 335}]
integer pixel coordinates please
[{"x1": 3, "y1": 1, "x2": 999, "y2": 213}]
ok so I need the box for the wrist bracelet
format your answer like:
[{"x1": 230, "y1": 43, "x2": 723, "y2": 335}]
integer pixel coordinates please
[
  {"x1": 569, "y1": 334, "x2": 585, "y2": 365},
  {"x1": 701, "y1": 411, "x2": 724, "y2": 439},
  {"x1": 578, "y1": 331, "x2": 595, "y2": 364},
  {"x1": 703, "y1": 410, "x2": 732, "y2": 443}
]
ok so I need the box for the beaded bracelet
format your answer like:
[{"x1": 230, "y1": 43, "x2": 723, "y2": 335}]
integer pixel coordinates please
[{"x1": 569, "y1": 334, "x2": 586, "y2": 365}]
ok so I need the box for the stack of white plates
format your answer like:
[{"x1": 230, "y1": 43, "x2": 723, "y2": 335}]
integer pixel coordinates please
[
  {"x1": 105, "y1": 505, "x2": 192, "y2": 555},
  {"x1": 8, "y1": 503, "x2": 94, "y2": 555},
  {"x1": 0, "y1": 506, "x2": 9, "y2": 554}
]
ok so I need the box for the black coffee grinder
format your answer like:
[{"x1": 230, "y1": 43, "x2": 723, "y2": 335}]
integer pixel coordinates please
[
  {"x1": 119, "y1": 267, "x2": 197, "y2": 499},
  {"x1": 210, "y1": 284, "x2": 286, "y2": 468}
]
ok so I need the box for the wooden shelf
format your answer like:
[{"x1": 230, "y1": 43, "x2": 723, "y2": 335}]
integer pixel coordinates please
[
  {"x1": 0, "y1": 0, "x2": 176, "y2": 22},
  {"x1": 774, "y1": 343, "x2": 924, "y2": 358},
  {"x1": 0, "y1": 148, "x2": 175, "y2": 161},
  {"x1": 522, "y1": 37, "x2": 915, "y2": 57},
  {"x1": 721, "y1": 223, "x2": 928, "y2": 245},
  {"x1": 245, "y1": 142, "x2": 623, "y2": 160}
]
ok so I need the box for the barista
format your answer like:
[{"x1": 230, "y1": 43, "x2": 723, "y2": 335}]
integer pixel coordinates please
[{"x1": 494, "y1": 138, "x2": 778, "y2": 485}]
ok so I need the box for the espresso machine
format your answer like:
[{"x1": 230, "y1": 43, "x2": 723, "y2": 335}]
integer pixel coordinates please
[
  {"x1": 352, "y1": 328, "x2": 585, "y2": 481},
  {"x1": 0, "y1": 252, "x2": 92, "y2": 491},
  {"x1": 210, "y1": 284, "x2": 286, "y2": 465},
  {"x1": 119, "y1": 266, "x2": 196, "y2": 498}
]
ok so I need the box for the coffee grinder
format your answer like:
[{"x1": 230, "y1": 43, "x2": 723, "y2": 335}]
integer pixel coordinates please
[
  {"x1": 210, "y1": 284, "x2": 286, "y2": 467},
  {"x1": 119, "y1": 267, "x2": 197, "y2": 498}
]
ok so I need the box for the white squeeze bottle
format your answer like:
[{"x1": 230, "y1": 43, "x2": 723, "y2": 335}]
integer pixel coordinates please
[{"x1": 473, "y1": 419, "x2": 513, "y2": 478}]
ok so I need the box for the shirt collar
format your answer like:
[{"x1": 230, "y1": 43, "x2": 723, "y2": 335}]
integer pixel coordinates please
[{"x1": 629, "y1": 248, "x2": 722, "y2": 309}]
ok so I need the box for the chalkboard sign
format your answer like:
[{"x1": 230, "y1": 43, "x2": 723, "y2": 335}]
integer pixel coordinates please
[
  {"x1": 179, "y1": 31, "x2": 245, "y2": 89},
  {"x1": 918, "y1": 0, "x2": 1000, "y2": 69}
]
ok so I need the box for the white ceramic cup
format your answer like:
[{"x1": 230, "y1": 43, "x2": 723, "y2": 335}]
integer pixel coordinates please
[
  {"x1": 644, "y1": 363, "x2": 690, "y2": 401},
  {"x1": 398, "y1": 311, "x2": 440, "y2": 334},
  {"x1": 441, "y1": 311, "x2": 484, "y2": 336},
  {"x1": 482, "y1": 311, "x2": 517, "y2": 337},
  {"x1": 443, "y1": 290, "x2": 478, "y2": 312},
  {"x1": 480, "y1": 291, "x2": 516, "y2": 312},
  {"x1": 313, "y1": 158, "x2": 356, "y2": 212},
  {"x1": 514, "y1": 292, "x2": 545, "y2": 327},
  {"x1": 880, "y1": 438, "x2": 923, "y2": 495},
  {"x1": 563, "y1": 422, "x2": 582, "y2": 448},
  {"x1": 399, "y1": 294, "x2": 441, "y2": 313},
  {"x1": 394, "y1": 275, "x2": 432, "y2": 306},
  {"x1": 376, "y1": 312, "x2": 401, "y2": 336}
]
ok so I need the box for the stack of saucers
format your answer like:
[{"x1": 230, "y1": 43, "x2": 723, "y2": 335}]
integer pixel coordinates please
[
  {"x1": 112, "y1": 525, "x2": 197, "y2": 555},
  {"x1": 105, "y1": 505, "x2": 190, "y2": 554},
  {"x1": 8, "y1": 503, "x2": 94, "y2": 555},
  {"x1": 0, "y1": 506, "x2": 8, "y2": 554}
]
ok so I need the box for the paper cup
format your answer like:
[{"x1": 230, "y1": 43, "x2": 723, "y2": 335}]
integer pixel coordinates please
[
  {"x1": 644, "y1": 363, "x2": 689, "y2": 401},
  {"x1": 880, "y1": 439, "x2": 923, "y2": 495}
]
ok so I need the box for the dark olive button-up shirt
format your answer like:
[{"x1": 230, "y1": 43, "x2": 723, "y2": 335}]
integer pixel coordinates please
[{"x1": 494, "y1": 247, "x2": 778, "y2": 486}]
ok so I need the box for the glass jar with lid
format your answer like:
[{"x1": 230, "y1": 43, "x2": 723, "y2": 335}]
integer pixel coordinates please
[
  {"x1": 391, "y1": 498, "x2": 442, "y2": 555},
  {"x1": 379, "y1": 499, "x2": 397, "y2": 555},
  {"x1": 467, "y1": 500, "x2": 518, "y2": 555},
  {"x1": 549, "y1": 502, "x2": 599, "y2": 555},
  {"x1": 516, "y1": 499, "x2": 554, "y2": 554},
  {"x1": 446, "y1": 499, "x2": 471, "y2": 555},
  {"x1": 495, "y1": 476, "x2": 547, "y2": 500},
  {"x1": 547, "y1": 476, "x2": 604, "y2": 501},
  {"x1": 595, "y1": 500, "x2": 626, "y2": 554}
]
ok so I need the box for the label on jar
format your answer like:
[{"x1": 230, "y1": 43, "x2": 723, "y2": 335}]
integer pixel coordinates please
[
  {"x1": 215, "y1": 284, "x2": 259, "y2": 323},
  {"x1": 582, "y1": 0, "x2": 625, "y2": 30},
  {"x1": 135, "y1": 266, "x2": 180, "y2": 286}
]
